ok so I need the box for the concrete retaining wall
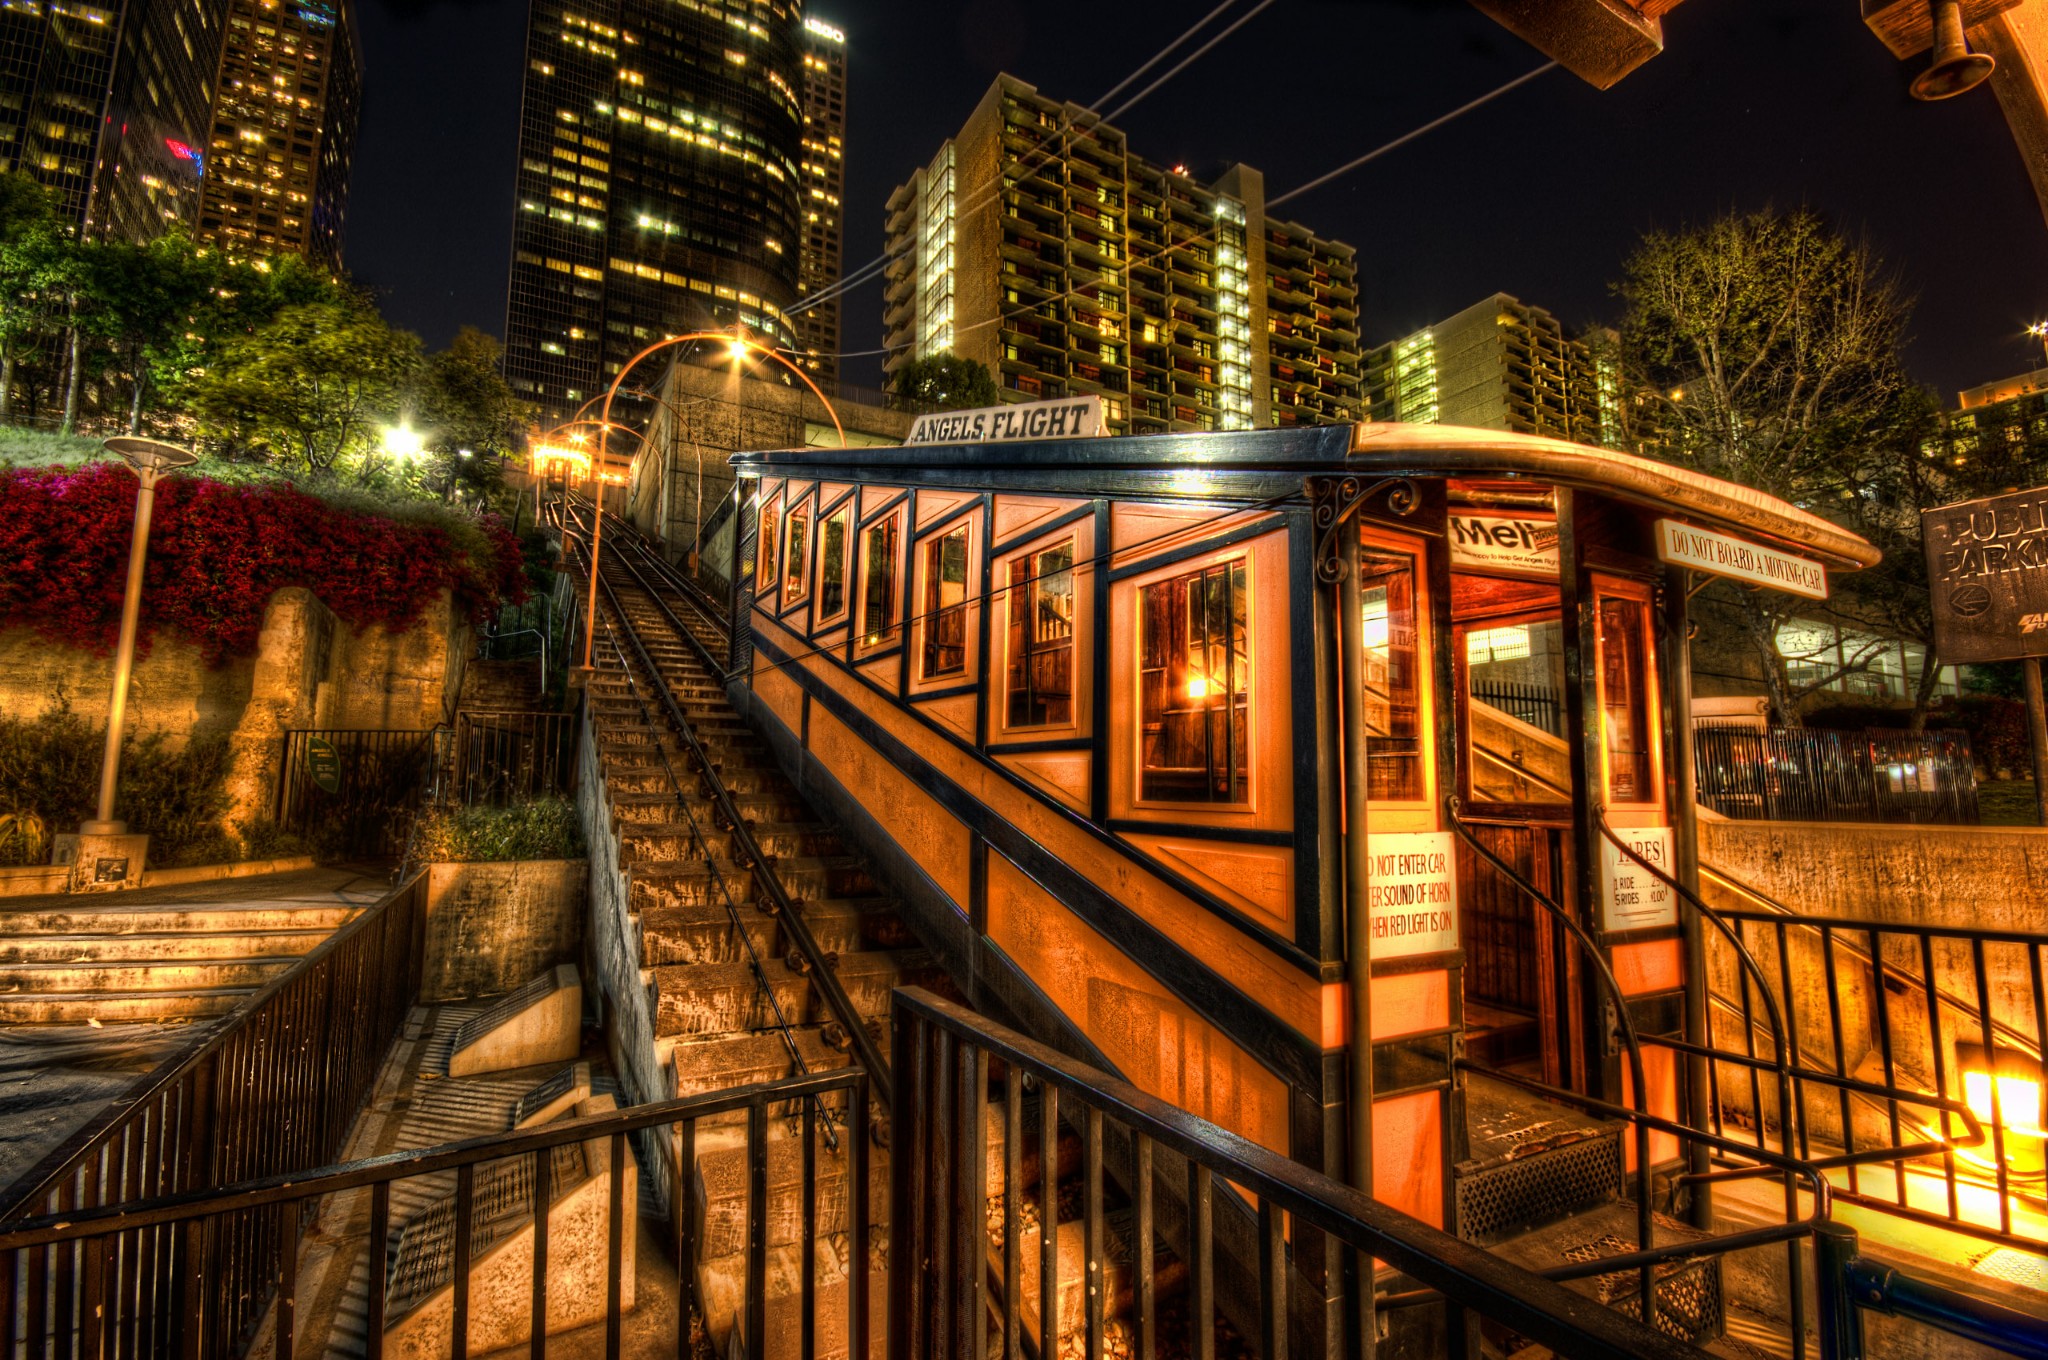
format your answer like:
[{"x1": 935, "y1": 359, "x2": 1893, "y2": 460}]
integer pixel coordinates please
[
  {"x1": 575, "y1": 702, "x2": 661, "y2": 1109},
  {"x1": 1, "y1": 586, "x2": 472, "y2": 838},
  {"x1": 1700, "y1": 818, "x2": 2048, "y2": 931},
  {"x1": 421, "y1": 858, "x2": 587, "y2": 1002}
]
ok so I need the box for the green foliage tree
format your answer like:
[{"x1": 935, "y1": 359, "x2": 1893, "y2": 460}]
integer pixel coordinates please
[
  {"x1": 0, "y1": 176, "x2": 62, "y2": 425},
  {"x1": 192, "y1": 298, "x2": 423, "y2": 477},
  {"x1": 1613, "y1": 207, "x2": 1924, "y2": 725},
  {"x1": 894, "y1": 351, "x2": 1000, "y2": 410},
  {"x1": 413, "y1": 327, "x2": 531, "y2": 501}
]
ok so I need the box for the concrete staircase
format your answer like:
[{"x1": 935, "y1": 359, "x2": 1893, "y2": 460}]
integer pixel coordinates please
[
  {"x1": 461, "y1": 658, "x2": 546, "y2": 712},
  {"x1": 581, "y1": 559, "x2": 944, "y2": 1360},
  {"x1": 0, "y1": 872, "x2": 372, "y2": 1025}
]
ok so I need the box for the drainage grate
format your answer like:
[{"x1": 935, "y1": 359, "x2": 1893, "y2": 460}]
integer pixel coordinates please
[
  {"x1": 1559, "y1": 1231, "x2": 1722, "y2": 1342},
  {"x1": 1974, "y1": 1247, "x2": 2048, "y2": 1295},
  {"x1": 1457, "y1": 1129, "x2": 1622, "y2": 1245}
]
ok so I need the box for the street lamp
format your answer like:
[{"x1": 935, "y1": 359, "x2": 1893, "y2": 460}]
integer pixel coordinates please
[
  {"x1": 83, "y1": 437, "x2": 199, "y2": 842},
  {"x1": 2028, "y1": 322, "x2": 2048, "y2": 367},
  {"x1": 381, "y1": 420, "x2": 427, "y2": 460}
]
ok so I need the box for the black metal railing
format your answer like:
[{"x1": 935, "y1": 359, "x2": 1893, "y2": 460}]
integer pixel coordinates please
[
  {"x1": 443, "y1": 709, "x2": 578, "y2": 807},
  {"x1": 1469, "y1": 679, "x2": 1563, "y2": 736},
  {"x1": 1700, "y1": 899, "x2": 2047, "y2": 1251},
  {"x1": 1693, "y1": 725, "x2": 1979, "y2": 824},
  {"x1": 277, "y1": 728, "x2": 439, "y2": 859},
  {"x1": 0, "y1": 870, "x2": 427, "y2": 1355},
  {"x1": 890, "y1": 986, "x2": 1730, "y2": 1360},
  {"x1": 0, "y1": 1065, "x2": 868, "y2": 1360}
]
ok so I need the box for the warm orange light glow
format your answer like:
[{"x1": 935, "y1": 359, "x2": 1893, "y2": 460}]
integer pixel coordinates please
[
  {"x1": 531, "y1": 444, "x2": 592, "y2": 473},
  {"x1": 1966, "y1": 1068, "x2": 2046, "y2": 1139},
  {"x1": 1186, "y1": 676, "x2": 1214, "y2": 700}
]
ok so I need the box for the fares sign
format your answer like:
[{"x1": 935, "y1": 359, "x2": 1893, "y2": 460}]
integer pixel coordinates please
[
  {"x1": 1654, "y1": 519, "x2": 1828, "y2": 600},
  {"x1": 905, "y1": 396, "x2": 1103, "y2": 446},
  {"x1": 1449, "y1": 514, "x2": 1559, "y2": 577},
  {"x1": 1600, "y1": 826, "x2": 1676, "y2": 933},
  {"x1": 1922, "y1": 486, "x2": 2048, "y2": 664},
  {"x1": 1366, "y1": 831, "x2": 1458, "y2": 959}
]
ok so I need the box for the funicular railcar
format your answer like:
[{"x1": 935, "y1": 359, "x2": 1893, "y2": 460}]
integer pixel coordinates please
[{"x1": 718, "y1": 419, "x2": 1877, "y2": 1352}]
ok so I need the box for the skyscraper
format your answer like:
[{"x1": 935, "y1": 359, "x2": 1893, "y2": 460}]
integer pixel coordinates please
[
  {"x1": 881, "y1": 75, "x2": 1362, "y2": 435},
  {"x1": 194, "y1": 0, "x2": 362, "y2": 271},
  {"x1": 793, "y1": 15, "x2": 845, "y2": 386},
  {"x1": 1362, "y1": 293, "x2": 1618, "y2": 447},
  {"x1": 0, "y1": 0, "x2": 228, "y2": 242},
  {"x1": 503, "y1": 0, "x2": 820, "y2": 429}
]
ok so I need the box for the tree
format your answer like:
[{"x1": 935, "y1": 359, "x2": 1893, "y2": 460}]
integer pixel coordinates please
[
  {"x1": 894, "y1": 352, "x2": 999, "y2": 410},
  {"x1": 1613, "y1": 207, "x2": 1917, "y2": 724},
  {"x1": 412, "y1": 327, "x2": 530, "y2": 501},
  {"x1": 192, "y1": 299, "x2": 422, "y2": 477},
  {"x1": 0, "y1": 176, "x2": 62, "y2": 424}
]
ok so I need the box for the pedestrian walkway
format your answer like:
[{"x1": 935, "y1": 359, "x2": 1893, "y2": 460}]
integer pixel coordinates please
[{"x1": 0, "y1": 866, "x2": 385, "y2": 1190}]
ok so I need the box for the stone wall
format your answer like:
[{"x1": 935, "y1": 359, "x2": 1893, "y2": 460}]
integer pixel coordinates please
[
  {"x1": 1700, "y1": 818, "x2": 2048, "y2": 933},
  {"x1": 420, "y1": 858, "x2": 587, "y2": 1002},
  {"x1": 575, "y1": 702, "x2": 662, "y2": 1109},
  {"x1": 2, "y1": 587, "x2": 473, "y2": 837}
]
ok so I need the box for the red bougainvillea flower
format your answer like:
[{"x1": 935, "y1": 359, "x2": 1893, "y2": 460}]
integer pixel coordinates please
[{"x1": 0, "y1": 464, "x2": 528, "y2": 664}]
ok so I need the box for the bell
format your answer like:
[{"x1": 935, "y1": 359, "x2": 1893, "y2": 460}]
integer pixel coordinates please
[{"x1": 1911, "y1": 0, "x2": 1996, "y2": 101}]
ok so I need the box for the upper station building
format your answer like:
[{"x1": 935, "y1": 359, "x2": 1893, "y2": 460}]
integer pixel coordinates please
[{"x1": 882, "y1": 74, "x2": 1363, "y2": 436}]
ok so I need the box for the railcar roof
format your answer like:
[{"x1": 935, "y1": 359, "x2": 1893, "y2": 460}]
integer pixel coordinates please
[{"x1": 731, "y1": 420, "x2": 1878, "y2": 570}]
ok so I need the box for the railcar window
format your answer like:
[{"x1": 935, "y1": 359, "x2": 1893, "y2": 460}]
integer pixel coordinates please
[
  {"x1": 756, "y1": 496, "x2": 780, "y2": 594},
  {"x1": 921, "y1": 524, "x2": 971, "y2": 678},
  {"x1": 819, "y1": 507, "x2": 849, "y2": 621},
  {"x1": 1138, "y1": 559, "x2": 1249, "y2": 804},
  {"x1": 1599, "y1": 595, "x2": 1654, "y2": 803},
  {"x1": 1359, "y1": 545, "x2": 1422, "y2": 801},
  {"x1": 860, "y1": 515, "x2": 899, "y2": 646},
  {"x1": 1007, "y1": 539, "x2": 1075, "y2": 726},
  {"x1": 1463, "y1": 615, "x2": 1570, "y2": 806},
  {"x1": 784, "y1": 502, "x2": 810, "y2": 603}
]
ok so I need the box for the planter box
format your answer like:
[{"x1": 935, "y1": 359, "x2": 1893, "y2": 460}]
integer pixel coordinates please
[{"x1": 422, "y1": 859, "x2": 587, "y2": 1003}]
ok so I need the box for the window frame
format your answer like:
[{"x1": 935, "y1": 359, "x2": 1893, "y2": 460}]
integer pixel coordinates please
[
  {"x1": 1000, "y1": 532, "x2": 1081, "y2": 735},
  {"x1": 1355, "y1": 526, "x2": 1437, "y2": 826},
  {"x1": 1453, "y1": 604, "x2": 1574, "y2": 821},
  {"x1": 855, "y1": 505, "x2": 904, "y2": 655},
  {"x1": 1131, "y1": 551, "x2": 1255, "y2": 812},
  {"x1": 755, "y1": 487, "x2": 782, "y2": 599},
  {"x1": 1590, "y1": 575, "x2": 1665, "y2": 814},
  {"x1": 913, "y1": 516, "x2": 976, "y2": 685},
  {"x1": 782, "y1": 494, "x2": 812, "y2": 606},
  {"x1": 815, "y1": 499, "x2": 852, "y2": 627}
]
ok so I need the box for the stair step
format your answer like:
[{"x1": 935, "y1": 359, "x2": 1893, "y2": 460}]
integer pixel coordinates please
[
  {"x1": 1456, "y1": 1073, "x2": 1625, "y2": 1247},
  {"x1": 1490, "y1": 1201, "x2": 1724, "y2": 1344},
  {"x1": 1, "y1": 956, "x2": 300, "y2": 993},
  {"x1": 0, "y1": 928, "x2": 335, "y2": 964},
  {"x1": 0, "y1": 905, "x2": 358, "y2": 934},
  {"x1": 670, "y1": 1027, "x2": 849, "y2": 1101},
  {"x1": 642, "y1": 897, "x2": 910, "y2": 966},
  {"x1": 0, "y1": 988, "x2": 252, "y2": 1023},
  {"x1": 651, "y1": 949, "x2": 932, "y2": 1037},
  {"x1": 631, "y1": 857, "x2": 877, "y2": 910},
  {"x1": 690, "y1": 1122, "x2": 890, "y2": 1256}
]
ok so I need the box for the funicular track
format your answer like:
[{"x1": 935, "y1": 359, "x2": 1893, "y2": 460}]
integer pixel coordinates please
[{"x1": 561, "y1": 502, "x2": 1259, "y2": 1360}]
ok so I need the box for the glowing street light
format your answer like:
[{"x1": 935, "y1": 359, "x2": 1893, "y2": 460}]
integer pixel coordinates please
[
  {"x1": 2029, "y1": 322, "x2": 2048, "y2": 366},
  {"x1": 381, "y1": 420, "x2": 427, "y2": 460},
  {"x1": 84, "y1": 437, "x2": 199, "y2": 841}
]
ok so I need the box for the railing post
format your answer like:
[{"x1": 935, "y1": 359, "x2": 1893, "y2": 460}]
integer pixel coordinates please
[
  {"x1": 1812, "y1": 1223, "x2": 1863, "y2": 1360},
  {"x1": 887, "y1": 1001, "x2": 917, "y2": 1360}
]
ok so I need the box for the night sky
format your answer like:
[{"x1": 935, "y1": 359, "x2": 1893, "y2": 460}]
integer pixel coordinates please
[{"x1": 347, "y1": 0, "x2": 2048, "y2": 403}]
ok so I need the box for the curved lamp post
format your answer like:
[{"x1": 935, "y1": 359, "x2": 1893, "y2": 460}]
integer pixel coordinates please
[
  {"x1": 580, "y1": 330, "x2": 848, "y2": 670},
  {"x1": 84, "y1": 437, "x2": 199, "y2": 838}
]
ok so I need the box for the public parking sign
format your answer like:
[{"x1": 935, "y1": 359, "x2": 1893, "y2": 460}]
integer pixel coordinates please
[{"x1": 1922, "y1": 486, "x2": 2048, "y2": 664}]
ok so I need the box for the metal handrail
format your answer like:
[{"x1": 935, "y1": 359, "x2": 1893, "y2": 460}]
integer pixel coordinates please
[
  {"x1": 1443, "y1": 798, "x2": 1659, "y2": 1310},
  {"x1": 1848, "y1": 1256, "x2": 2048, "y2": 1360},
  {"x1": 0, "y1": 869, "x2": 428, "y2": 1222},
  {"x1": 895, "y1": 987, "x2": 1716, "y2": 1360},
  {"x1": 594, "y1": 608, "x2": 839, "y2": 1149},
  {"x1": 570, "y1": 509, "x2": 892, "y2": 1105}
]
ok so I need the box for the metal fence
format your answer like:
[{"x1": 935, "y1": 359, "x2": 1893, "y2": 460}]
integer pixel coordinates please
[
  {"x1": 1700, "y1": 896, "x2": 2048, "y2": 1252},
  {"x1": 1693, "y1": 725, "x2": 1979, "y2": 824},
  {"x1": 276, "y1": 729, "x2": 438, "y2": 860},
  {"x1": 1470, "y1": 680, "x2": 1563, "y2": 736},
  {"x1": 0, "y1": 871, "x2": 427, "y2": 1357},
  {"x1": 443, "y1": 710, "x2": 577, "y2": 808}
]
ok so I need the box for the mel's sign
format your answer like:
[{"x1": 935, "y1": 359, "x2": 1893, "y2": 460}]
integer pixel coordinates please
[
  {"x1": 1922, "y1": 486, "x2": 2048, "y2": 664},
  {"x1": 1366, "y1": 831, "x2": 1458, "y2": 959},
  {"x1": 905, "y1": 396, "x2": 1103, "y2": 446},
  {"x1": 1655, "y1": 520, "x2": 1828, "y2": 600},
  {"x1": 1449, "y1": 514, "x2": 1558, "y2": 577}
]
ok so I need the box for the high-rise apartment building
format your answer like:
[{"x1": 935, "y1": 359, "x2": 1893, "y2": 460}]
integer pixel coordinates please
[
  {"x1": 793, "y1": 15, "x2": 844, "y2": 385},
  {"x1": 0, "y1": 0, "x2": 229, "y2": 242},
  {"x1": 194, "y1": 0, "x2": 362, "y2": 271},
  {"x1": 882, "y1": 75, "x2": 1361, "y2": 435},
  {"x1": 503, "y1": 0, "x2": 818, "y2": 430},
  {"x1": 1363, "y1": 293, "x2": 1618, "y2": 446}
]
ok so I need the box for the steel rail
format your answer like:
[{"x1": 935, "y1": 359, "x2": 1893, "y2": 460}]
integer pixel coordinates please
[{"x1": 569, "y1": 503, "x2": 893, "y2": 1106}]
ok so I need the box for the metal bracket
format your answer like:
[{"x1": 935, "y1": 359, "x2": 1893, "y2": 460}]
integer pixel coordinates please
[{"x1": 1307, "y1": 475, "x2": 1421, "y2": 583}]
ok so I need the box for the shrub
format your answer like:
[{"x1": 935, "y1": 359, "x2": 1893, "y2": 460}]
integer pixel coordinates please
[
  {"x1": 1930, "y1": 695, "x2": 2030, "y2": 775},
  {"x1": 0, "y1": 703, "x2": 237, "y2": 866},
  {"x1": 411, "y1": 796, "x2": 584, "y2": 863},
  {"x1": 0, "y1": 462, "x2": 527, "y2": 663}
]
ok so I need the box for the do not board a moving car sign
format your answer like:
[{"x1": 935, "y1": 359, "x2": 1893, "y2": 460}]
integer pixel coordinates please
[{"x1": 1922, "y1": 486, "x2": 2048, "y2": 664}]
